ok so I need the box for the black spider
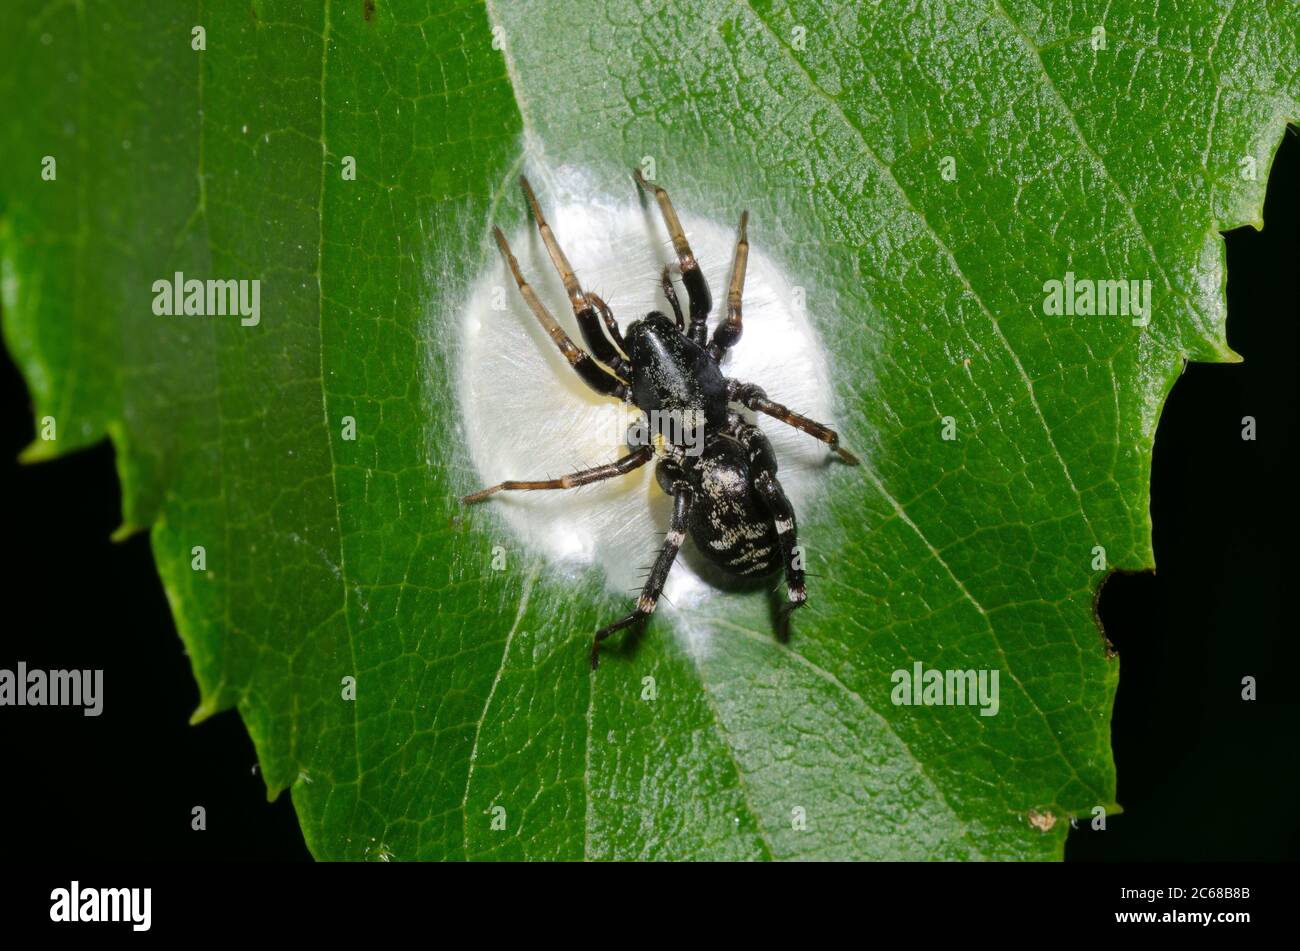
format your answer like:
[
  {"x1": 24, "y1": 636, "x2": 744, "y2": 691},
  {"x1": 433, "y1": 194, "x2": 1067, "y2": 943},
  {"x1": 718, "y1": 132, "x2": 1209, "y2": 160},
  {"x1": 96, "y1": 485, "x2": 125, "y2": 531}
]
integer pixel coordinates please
[{"x1": 463, "y1": 171, "x2": 859, "y2": 668}]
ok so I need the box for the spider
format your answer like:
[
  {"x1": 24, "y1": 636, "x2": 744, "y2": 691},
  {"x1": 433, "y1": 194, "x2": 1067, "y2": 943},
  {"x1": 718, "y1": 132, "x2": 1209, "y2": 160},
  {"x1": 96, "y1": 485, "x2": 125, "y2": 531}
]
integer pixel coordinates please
[{"x1": 463, "y1": 170, "x2": 859, "y2": 669}]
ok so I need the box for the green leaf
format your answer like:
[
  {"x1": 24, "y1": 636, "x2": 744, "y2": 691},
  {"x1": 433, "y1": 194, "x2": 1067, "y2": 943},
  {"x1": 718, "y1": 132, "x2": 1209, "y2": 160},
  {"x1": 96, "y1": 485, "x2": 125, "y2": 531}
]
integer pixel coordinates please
[{"x1": 2, "y1": 0, "x2": 1296, "y2": 860}]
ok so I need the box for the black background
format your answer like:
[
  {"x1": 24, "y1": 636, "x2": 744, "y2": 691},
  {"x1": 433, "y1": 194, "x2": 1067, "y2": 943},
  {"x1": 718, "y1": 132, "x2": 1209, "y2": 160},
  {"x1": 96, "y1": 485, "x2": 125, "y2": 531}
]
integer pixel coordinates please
[{"x1": 1, "y1": 135, "x2": 1295, "y2": 863}]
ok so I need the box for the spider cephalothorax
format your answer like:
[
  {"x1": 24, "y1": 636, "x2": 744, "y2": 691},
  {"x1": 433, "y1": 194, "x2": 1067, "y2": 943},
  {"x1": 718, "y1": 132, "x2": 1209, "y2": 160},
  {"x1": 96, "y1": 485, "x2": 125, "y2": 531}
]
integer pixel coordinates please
[{"x1": 463, "y1": 170, "x2": 859, "y2": 668}]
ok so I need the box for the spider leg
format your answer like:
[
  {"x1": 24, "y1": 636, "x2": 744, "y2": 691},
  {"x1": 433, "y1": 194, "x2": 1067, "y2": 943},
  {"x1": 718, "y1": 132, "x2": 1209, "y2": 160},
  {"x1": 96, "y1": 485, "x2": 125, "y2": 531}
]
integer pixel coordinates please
[
  {"x1": 462, "y1": 445, "x2": 652, "y2": 504},
  {"x1": 518, "y1": 176, "x2": 630, "y2": 372},
  {"x1": 591, "y1": 482, "x2": 692, "y2": 669},
  {"x1": 586, "y1": 291, "x2": 628, "y2": 357},
  {"x1": 708, "y1": 211, "x2": 748, "y2": 360},
  {"x1": 493, "y1": 227, "x2": 629, "y2": 399},
  {"x1": 660, "y1": 265, "x2": 685, "y2": 331},
  {"x1": 633, "y1": 169, "x2": 712, "y2": 346},
  {"x1": 728, "y1": 381, "x2": 860, "y2": 465}
]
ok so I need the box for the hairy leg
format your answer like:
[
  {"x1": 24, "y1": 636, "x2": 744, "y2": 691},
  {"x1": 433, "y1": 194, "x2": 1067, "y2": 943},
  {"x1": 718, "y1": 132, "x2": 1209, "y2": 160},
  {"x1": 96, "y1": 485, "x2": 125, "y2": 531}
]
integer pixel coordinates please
[
  {"x1": 728, "y1": 381, "x2": 859, "y2": 465},
  {"x1": 591, "y1": 482, "x2": 692, "y2": 669},
  {"x1": 633, "y1": 169, "x2": 712, "y2": 345},
  {"x1": 462, "y1": 445, "x2": 653, "y2": 504},
  {"x1": 517, "y1": 176, "x2": 629, "y2": 373},
  {"x1": 708, "y1": 211, "x2": 748, "y2": 359}
]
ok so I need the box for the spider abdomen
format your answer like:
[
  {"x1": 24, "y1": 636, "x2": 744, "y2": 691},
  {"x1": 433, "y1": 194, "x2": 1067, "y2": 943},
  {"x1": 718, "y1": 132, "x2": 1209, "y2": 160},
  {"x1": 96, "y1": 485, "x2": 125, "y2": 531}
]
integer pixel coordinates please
[{"x1": 687, "y1": 435, "x2": 781, "y2": 578}]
